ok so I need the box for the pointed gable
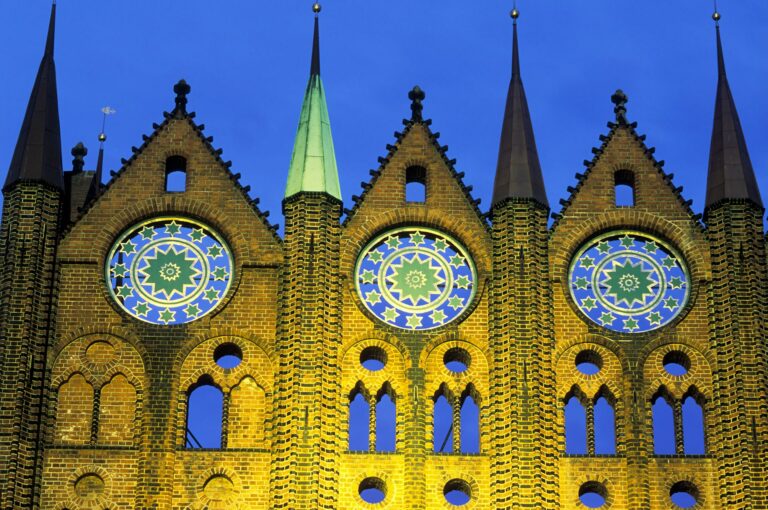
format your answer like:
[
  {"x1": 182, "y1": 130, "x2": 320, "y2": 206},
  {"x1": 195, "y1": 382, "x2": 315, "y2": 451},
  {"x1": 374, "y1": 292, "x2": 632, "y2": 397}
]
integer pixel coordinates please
[
  {"x1": 4, "y1": 3, "x2": 63, "y2": 191},
  {"x1": 492, "y1": 11, "x2": 548, "y2": 208},
  {"x1": 704, "y1": 22, "x2": 762, "y2": 210},
  {"x1": 284, "y1": 13, "x2": 341, "y2": 201}
]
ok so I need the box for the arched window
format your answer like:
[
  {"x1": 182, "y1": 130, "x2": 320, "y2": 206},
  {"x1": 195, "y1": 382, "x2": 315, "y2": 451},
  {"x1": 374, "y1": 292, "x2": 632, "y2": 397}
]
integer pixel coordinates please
[
  {"x1": 682, "y1": 391, "x2": 706, "y2": 455},
  {"x1": 614, "y1": 169, "x2": 635, "y2": 207},
  {"x1": 652, "y1": 390, "x2": 676, "y2": 455},
  {"x1": 348, "y1": 385, "x2": 370, "y2": 452},
  {"x1": 460, "y1": 392, "x2": 480, "y2": 454},
  {"x1": 593, "y1": 393, "x2": 616, "y2": 455},
  {"x1": 165, "y1": 155, "x2": 187, "y2": 192},
  {"x1": 375, "y1": 386, "x2": 396, "y2": 452},
  {"x1": 564, "y1": 389, "x2": 588, "y2": 455},
  {"x1": 433, "y1": 390, "x2": 454, "y2": 453},
  {"x1": 186, "y1": 376, "x2": 223, "y2": 448},
  {"x1": 405, "y1": 165, "x2": 426, "y2": 203}
]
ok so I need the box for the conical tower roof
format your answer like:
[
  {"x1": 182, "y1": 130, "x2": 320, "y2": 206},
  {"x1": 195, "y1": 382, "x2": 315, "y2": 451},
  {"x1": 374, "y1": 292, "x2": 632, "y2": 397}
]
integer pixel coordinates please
[
  {"x1": 284, "y1": 6, "x2": 341, "y2": 201},
  {"x1": 705, "y1": 16, "x2": 762, "y2": 210},
  {"x1": 4, "y1": 3, "x2": 64, "y2": 192},
  {"x1": 492, "y1": 9, "x2": 548, "y2": 208}
]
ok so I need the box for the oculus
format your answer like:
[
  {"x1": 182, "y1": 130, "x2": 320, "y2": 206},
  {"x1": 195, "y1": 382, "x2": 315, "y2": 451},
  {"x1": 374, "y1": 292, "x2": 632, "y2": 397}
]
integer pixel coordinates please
[
  {"x1": 568, "y1": 231, "x2": 690, "y2": 334},
  {"x1": 355, "y1": 227, "x2": 477, "y2": 331},
  {"x1": 106, "y1": 217, "x2": 233, "y2": 325}
]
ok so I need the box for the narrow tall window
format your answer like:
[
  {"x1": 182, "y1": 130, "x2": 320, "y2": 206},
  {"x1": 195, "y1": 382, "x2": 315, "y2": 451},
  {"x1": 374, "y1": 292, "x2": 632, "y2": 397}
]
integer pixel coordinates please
[
  {"x1": 375, "y1": 389, "x2": 396, "y2": 452},
  {"x1": 405, "y1": 165, "x2": 426, "y2": 203},
  {"x1": 349, "y1": 388, "x2": 370, "y2": 452},
  {"x1": 564, "y1": 392, "x2": 588, "y2": 455},
  {"x1": 614, "y1": 169, "x2": 635, "y2": 207},
  {"x1": 593, "y1": 395, "x2": 616, "y2": 455},
  {"x1": 186, "y1": 377, "x2": 223, "y2": 448},
  {"x1": 652, "y1": 393, "x2": 676, "y2": 455},
  {"x1": 165, "y1": 155, "x2": 187, "y2": 192},
  {"x1": 433, "y1": 393, "x2": 453, "y2": 453},
  {"x1": 460, "y1": 393, "x2": 480, "y2": 454},
  {"x1": 682, "y1": 393, "x2": 706, "y2": 455}
]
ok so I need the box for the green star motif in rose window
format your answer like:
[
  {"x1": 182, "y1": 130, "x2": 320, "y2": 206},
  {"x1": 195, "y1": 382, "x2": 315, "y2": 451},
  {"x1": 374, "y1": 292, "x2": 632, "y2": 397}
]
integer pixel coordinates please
[
  {"x1": 185, "y1": 303, "x2": 202, "y2": 318},
  {"x1": 596, "y1": 241, "x2": 611, "y2": 254},
  {"x1": 385, "y1": 236, "x2": 400, "y2": 250},
  {"x1": 120, "y1": 240, "x2": 137, "y2": 255},
  {"x1": 189, "y1": 228, "x2": 206, "y2": 242},
  {"x1": 158, "y1": 308, "x2": 176, "y2": 324},
  {"x1": 644, "y1": 240, "x2": 659, "y2": 254},
  {"x1": 574, "y1": 277, "x2": 589, "y2": 290},
  {"x1": 139, "y1": 226, "x2": 156, "y2": 240},
  {"x1": 409, "y1": 231, "x2": 426, "y2": 246},
  {"x1": 581, "y1": 297, "x2": 597, "y2": 311},
  {"x1": 387, "y1": 254, "x2": 444, "y2": 305},
  {"x1": 368, "y1": 250, "x2": 383, "y2": 263},
  {"x1": 133, "y1": 301, "x2": 150, "y2": 318},
  {"x1": 449, "y1": 254, "x2": 465, "y2": 269},
  {"x1": 112, "y1": 263, "x2": 128, "y2": 278},
  {"x1": 447, "y1": 295, "x2": 464, "y2": 311},
  {"x1": 360, "y1": 269, "x2": 376, "y2": 284},
  {"x1": 140, "y1": 246, "x2": 200, "y2": 299},
  {"x1": 164, "y1": 221, "x2": 182, "y2": 236},
  {"x1": 430, "y1": 309, "x2": 447, "y2": 325},
  {"x1": 619, "y1": 235, "x2": 635, "y2": 249},
  {"x1": 406, "y1": 314, "x2": 423, "y2": 329},
  {"x1": 116, "y1": 284, "x2": 133, "y2": 299},
  {"x1": 647, "y1": 311, "x2": 663, "y2": 326},
  {"x1": 599, "y1": 312, "x2": 616, "y2": 326},
  {"x1": 433, "y1": 238, "x2": 449, "y2": 252},
  {"x1": 603, "y1": 260, "x2": 656, "y2": 307},
  {"x1": 203, "y1": 287, "x2": 220, "y2": 303},
  {"x1": 207, "y1": 244, "x2": 223, "y2": 259},
  {"x1": 580, "y1": 255, "x2": 595, "y2": 269},
  {"x1": 663, "y1": 297, "x2": 679, "y2": 311},
  {"x1": 668, "y1": 276, "x2": 685, "y2": 289},
  {"x1": 661, "y1": 256, "x2": 677, "y2": 270},
  {"x1": 455, "y1": 275, "x2": 471, "y2": 289},
  {"x1": 623, "y1": 317, "x2": 640, "y2": 332},
  {"x1": 382, "y1": 307, "x2": 400, "y2": 323},
  {"x1": 366, "y1": 290, "x2": 382, "y2": 305},
  {"x1": 212, "y1": 266, "x2": 229, "y2": 281}
]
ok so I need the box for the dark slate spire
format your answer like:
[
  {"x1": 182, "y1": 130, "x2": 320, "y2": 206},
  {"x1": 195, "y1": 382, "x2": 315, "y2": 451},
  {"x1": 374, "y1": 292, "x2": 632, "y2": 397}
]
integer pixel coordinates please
[
  {"x1": 4, "y1": 3, "x2": 64, "y2": 192},
  {"x1": 310, "y1": 6, "x2": 321, "y2": 76},
  {"x1": 705, "y1": 14, "x2": 762, "y2": 210},
  {"x1": 492, "y1": 8, "x2": 548, "y2": 208}
]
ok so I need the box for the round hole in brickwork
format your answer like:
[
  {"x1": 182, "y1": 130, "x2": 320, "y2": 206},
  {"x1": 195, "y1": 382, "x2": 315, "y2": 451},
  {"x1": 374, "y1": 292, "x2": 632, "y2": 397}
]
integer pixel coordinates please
[
  {"x1": 670, "y1": 481, "x2": 699, "y2": 508},
  {"x1": 74, "y1": 473, "x2": 105, "y2": 499},
  {"x1": 443, "y1": 478, "x2": 472, "y2": 506},
  {"x1": 579, "y1": 481, "x2": 607, "y2": 508},
  {"x1": 575, "y1": 349, "x2": 603, "y2": 376},
  {"x1": 359, "y1": 477, "x2": 387, "y2": 504},
  {"x1": 360, "y1": 346, "x2": 388, "y2": 372},
  {"x1": 214, "y1": 343, "x2": 243, "y2": 369},
  {"x1": 444, "y1": 348, "x2": 471, "y2": 374},
  {"x1": 85, "y1": 341, "x2": 116, "y2": 364},
  {"x1": 663, "y1": 351, "x2": 691, "y2": 377}
]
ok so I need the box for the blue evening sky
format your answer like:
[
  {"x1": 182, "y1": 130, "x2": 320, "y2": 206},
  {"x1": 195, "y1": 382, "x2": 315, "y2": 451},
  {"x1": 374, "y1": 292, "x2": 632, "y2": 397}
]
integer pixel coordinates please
[{"x1": 1, "y1": 1, "x2": 766, "y2": 224}]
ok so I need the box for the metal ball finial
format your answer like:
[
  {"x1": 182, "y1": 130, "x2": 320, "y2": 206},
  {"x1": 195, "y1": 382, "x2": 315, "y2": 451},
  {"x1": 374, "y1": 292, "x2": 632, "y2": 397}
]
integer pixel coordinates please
[
  {"x1": 510, "y1": 8, "x2": 519, "y2": 19},
  {"x1": 313, "y1": 2, "x2": 321, "y2": 14},
  {"x1": 98, "y1": 133, "x2": 107, "y2": 143},
  {"x1": 712, "y1": 11, "x2": 721, "y2": 22}
]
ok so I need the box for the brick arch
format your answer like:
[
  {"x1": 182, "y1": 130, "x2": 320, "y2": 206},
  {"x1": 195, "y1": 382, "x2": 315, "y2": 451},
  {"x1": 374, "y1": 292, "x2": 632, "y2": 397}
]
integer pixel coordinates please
[
  {"x1": 189, "y1": 466, "x2": 243, "y2": 510},
  {"x1": 555, "y1": 333, "x2": 630, "y2": 372},
  {"x1": 421, "y1": 336, "x2": 489, "y2": 400},
  {"x1": 176, "y1": 329, "x2": 277, "y2": 370},
  {"x1": 571, "y1": 474, "x2": 617, "y2": 509},
  {"x1": 64, "y1": 465, "x2": 114, "y2": 509},
  {"x1": 52, "y1": 325, "x2": 147, "y2": 369},
  {"x1": 435, "y1": 472, "x2": 482, "y2": 509},
  {"x1": 341, "y1": 207, "x2": 492, "y2": 279},
  {"x1": 340, "y1": 331, "x2": 412, "y2": 368},
  {"x1": 341, "y1": 335, "x2": 410, "y2": 399},
  {"x1": 641, "y1": 342, "x2": 713, "y2": 402},
  {"x1": 549, "y1": 209, "x2": 710, "y2": 284}
]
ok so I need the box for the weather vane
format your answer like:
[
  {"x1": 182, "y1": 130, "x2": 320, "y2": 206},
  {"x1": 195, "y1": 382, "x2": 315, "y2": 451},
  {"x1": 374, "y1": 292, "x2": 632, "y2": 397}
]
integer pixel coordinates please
[{"x1": 99, "y1": 106, "x2": 116, "y2": 145}]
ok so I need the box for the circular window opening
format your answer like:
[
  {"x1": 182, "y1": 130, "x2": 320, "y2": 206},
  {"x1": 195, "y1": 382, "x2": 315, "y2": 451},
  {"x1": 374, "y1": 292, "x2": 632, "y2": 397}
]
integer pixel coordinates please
[
  {"x1": 214, "y1": 343, "x2": 243, "y2": 369},
  {"x1": 444, "y1": 347, "x2": 471, "y2": 374},
  {"x1": 444, "y1": 479, "x2": 472, "y2": 506},
  {"x1": 670, "y1": 481, "x2": 699, "y2": 508},
  {"x1": 575, "y1": 349, "x2": 603, "y2": 376},
  {"x1": 579, "y1": 481, "x2": 608, "y2": 508},
  {"x1": 360, "y1": 346, "x2": 388, "y2": 372},
  {"x1": 663, "y1": 351, "x2": 691, "y2": 377},
  {"x1": 359, "y1": 477, "x2": 386, "y2": 504}
]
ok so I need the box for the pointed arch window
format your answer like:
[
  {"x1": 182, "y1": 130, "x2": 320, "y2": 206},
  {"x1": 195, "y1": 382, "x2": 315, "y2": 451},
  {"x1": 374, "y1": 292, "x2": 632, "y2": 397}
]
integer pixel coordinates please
[
  {"x1": 652, "y1": 389, "x2": 676, "y2": 455},
  {"x1": 405, "y1": 165, "x2": 427, "y2": 203},
  {"x1": 564, "y1": 387, "x2": 588, "y2": 455},
  {"x1": 348, "y1": 384, "x2": 370, "y2": 452},
  {"x1": 459, "y1": 387, "x2": 480, "y2": 454},
  {"x1": 593, "y1": 390, "x2": 617, "y2": 455},
  {"x1": 165, "y1": 155, "x2": 187, "y2": 192},
  {"x1": 186, "y1": 376, "x2": 223, "y2": 449},
  {"x1": 682, "y1": 390, "x2": 706, "y2": 455},
  {"x1": 433, "y1": 386, "x2": 454, "y2": 453},
  {"x1": 375, "y1": 384, "x2": 396, "y2": 452}
]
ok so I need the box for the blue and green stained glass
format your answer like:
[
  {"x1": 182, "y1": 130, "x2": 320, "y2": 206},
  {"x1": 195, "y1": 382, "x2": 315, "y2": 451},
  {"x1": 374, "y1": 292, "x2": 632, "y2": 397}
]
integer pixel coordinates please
[
  {"x1": 106, "y1": 217, "x2": 233, "y2": 325},
  {"x1": 568, "y1": 231, "x2": 690, "y2": 334},
  {"x1": 355, "y1": 227, "x2": 477, "y2": 331}
]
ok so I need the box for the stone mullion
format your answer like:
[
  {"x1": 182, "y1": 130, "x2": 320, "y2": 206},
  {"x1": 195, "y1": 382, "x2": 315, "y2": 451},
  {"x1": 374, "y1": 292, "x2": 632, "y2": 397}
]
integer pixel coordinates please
[
  {"x1": 369, "y1": 395, "x2": 377, "y2": 452},
  {"x1": 586, "y1": 400, "x2": 595, "y2": 456},
  {"x1": 673, "y1": 399, "x2": 684, "y2": 455},
  {"x1": 221, "y1": 391, "x2": 230, "y2": 449},
  {"x1": 91, "y1": 386, "x2": 101, "y2": 445},
  {"x1": 452, "y1": 396, "x2": 461, "y2": 453}
]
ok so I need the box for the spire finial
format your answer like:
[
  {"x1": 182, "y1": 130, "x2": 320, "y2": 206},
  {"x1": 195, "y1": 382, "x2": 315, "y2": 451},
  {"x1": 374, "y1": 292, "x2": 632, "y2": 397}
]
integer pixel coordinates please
[
  {"x1": 611, "y1": 89, "x2": 628, "y2": 125},
  {"x1": 310, "y1": 4, "x2": 321, "y2": 76},
  {"x1": 712, "y1": 0, "x2": 721, "y2": 25},
  {"x1": 408, "y1": 86, "x2": 426, "y2": 122},
  {"x1": 71, "y1": 142, "x2": 87, "y2": 173},
  {"x1": 172, "y1": 79, "x2": 191, "y2": 117},
  {"x1": 510, "y1": 1, "x2": 519, "y2": 24},
  {"x1": 313, "y1": 2, "x2": 321, "y2": 15},
  {"x1": 98, "y1": 106, "x2": 116, "y2": 146}
]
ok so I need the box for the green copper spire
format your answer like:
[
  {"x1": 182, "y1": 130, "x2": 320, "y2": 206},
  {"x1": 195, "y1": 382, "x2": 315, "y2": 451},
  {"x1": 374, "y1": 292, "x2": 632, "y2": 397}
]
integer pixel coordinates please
[{"x1": 284, "y1": 5, "x2": 341, "y2": 201}]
